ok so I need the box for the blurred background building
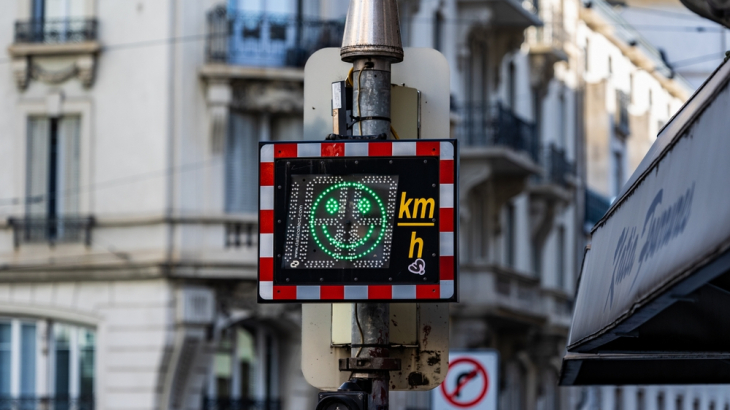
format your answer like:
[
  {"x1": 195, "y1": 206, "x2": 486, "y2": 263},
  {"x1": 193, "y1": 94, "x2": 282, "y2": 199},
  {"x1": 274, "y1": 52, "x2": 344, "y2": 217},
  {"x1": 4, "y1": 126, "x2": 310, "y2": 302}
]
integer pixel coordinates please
[{"x1": 0, "y1": 0, "x2": 725, "y2": 409}]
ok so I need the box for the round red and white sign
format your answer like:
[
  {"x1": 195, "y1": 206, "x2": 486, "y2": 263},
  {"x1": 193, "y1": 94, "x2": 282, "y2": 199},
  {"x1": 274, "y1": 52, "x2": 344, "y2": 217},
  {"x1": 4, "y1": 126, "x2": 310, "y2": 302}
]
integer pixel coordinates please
[{"x1": 433, "y1": 351, "x2": 499, "y2": 410}]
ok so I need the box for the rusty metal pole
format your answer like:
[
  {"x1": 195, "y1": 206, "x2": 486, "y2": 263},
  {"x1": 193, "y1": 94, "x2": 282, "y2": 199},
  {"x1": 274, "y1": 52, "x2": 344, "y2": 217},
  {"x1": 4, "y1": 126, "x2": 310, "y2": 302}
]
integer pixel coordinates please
[{"x1": 340, "y1": 1, "x2": 403, "y2": 409}]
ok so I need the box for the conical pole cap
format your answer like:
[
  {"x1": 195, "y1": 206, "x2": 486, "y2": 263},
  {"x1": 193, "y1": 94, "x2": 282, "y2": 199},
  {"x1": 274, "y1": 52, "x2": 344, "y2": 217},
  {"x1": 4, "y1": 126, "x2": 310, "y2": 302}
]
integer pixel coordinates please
[{"x1": 340, "y1": 0, "x2": 404, "y2": 63}]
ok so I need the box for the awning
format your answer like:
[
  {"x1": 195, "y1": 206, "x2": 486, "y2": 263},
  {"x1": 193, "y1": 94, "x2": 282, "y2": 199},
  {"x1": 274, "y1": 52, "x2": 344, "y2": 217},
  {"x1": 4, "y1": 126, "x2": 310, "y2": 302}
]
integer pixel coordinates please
[{"x1": 560, "y1": 58, "x2": 730, "y2": 385}]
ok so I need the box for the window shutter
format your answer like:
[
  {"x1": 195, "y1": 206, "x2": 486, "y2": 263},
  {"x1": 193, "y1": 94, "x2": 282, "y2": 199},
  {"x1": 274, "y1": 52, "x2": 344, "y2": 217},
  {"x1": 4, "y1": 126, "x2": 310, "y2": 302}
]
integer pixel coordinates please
[{"x1": 26, "y1": 117, "x2": 50, "y2": 217}]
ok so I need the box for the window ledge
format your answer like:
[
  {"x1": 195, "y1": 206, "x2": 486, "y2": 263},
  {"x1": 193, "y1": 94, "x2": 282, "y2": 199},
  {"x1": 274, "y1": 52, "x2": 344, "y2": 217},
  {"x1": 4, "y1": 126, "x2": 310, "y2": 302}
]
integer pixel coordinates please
[
  {"x1": 8, "y1": 41, "x2": 101, "y2": 89},
  {"x1": 8, "y1": 40, "x2": 101, "y2": 57}
]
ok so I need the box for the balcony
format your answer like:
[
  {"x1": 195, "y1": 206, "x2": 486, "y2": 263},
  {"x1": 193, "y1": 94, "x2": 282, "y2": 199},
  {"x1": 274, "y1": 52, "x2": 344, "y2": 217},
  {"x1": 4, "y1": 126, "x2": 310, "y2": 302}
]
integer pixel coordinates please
[
  {"x1": 202, "y1": 397, "x2": 280, "y2": 410},
  {"x1": 455, "y1": 103, "x2": 540, "y2": 161},
  {"x1": 9, "y1": 19, "x2": 100, "y2": 89},
  {"x1": 458, "y1": 264, "x2": 546, "y2": 324},
  {"x1": 530, "y1": 144, "x2": 575, "y2": 203},
  {"x1": 206, "y1": 6, "x2": 344, "y2": 68},
  {"x1": 7, "y1": 216, "x2": 94, "y2": 247},
  {"x1": 14, "y1": 19, "x2": 98, "y2": 44},
  {"x1": 526, "y1": 8, "x2": 568, "y2": 58},
  {"x1": 0, "y1": 396, "x2": 94, "y2": 410}
]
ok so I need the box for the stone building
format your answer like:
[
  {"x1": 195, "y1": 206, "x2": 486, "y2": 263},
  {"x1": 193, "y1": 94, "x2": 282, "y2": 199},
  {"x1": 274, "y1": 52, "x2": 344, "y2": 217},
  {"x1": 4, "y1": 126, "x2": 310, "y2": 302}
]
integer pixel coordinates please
[{"x1": 0, "y1": 0, "x2": 705, "y2": 410}]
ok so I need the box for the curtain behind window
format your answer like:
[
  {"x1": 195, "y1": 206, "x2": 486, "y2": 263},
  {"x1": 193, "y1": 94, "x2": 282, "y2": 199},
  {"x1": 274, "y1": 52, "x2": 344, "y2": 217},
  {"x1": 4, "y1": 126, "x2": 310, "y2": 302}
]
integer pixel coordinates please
[
  {"x1": 226, "y1": 113, "x2": 258, "y2": 214},
  {"x1": 20, "y1": 324, "x2": 36, "y2": 396},
  {"x1": 58, "y1": 117, "x2": 81, "y2": 216},
  {"x1": 26, "y1": 118, "x2": 50, "y2": 217}
]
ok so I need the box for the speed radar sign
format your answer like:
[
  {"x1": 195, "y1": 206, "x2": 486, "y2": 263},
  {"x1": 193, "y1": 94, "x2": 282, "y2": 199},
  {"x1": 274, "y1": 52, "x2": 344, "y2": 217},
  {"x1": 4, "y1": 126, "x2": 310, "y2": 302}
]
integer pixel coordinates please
[
  {"x1": 257, "y1": 139, "x2": 458, "y2": 303},
  {"x1": 433, "y1": 351, "x2": 499, "y2": 410}
]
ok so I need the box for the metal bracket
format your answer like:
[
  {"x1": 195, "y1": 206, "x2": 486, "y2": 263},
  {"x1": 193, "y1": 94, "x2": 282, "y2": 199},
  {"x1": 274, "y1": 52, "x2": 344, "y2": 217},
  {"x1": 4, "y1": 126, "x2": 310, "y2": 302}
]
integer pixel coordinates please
[
  {"x1": 339, "y1": 358, "x2": 401, "y2": 372},
  {"x1": 326, "y1": 133, "x2": 387, "y2": 140}
]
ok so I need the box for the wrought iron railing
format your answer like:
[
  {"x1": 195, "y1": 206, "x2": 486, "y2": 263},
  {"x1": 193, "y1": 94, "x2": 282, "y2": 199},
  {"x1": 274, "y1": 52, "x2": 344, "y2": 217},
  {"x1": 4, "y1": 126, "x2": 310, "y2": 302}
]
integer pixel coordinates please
[
  {"x1": 454, "y1": 103, "x2": 540, "y2": 162},
  {"x1": 585, "y1": 189, "x2": 611, "y2": 228},
  {"x1": 7, "y1": 217, "x2": 94, "y2": 247},
  {"x1": 0, "y1": 397, "x2": 94, "y2": 410},
  {"x1": 206, "y1": 5, "x2": 345, "y2": 67},
  {"x1": 540, "y1": 144, "x2": 574, "y2": 186},
  {"x1": 225, "y1": 221, "x2": 256, "y2": 248},
  {"x1": 14, "y1": 19, "x2": 98, "y2": 44},
  {"x1": 202, "y1": 397, "x2": 281, "y2": 410}
]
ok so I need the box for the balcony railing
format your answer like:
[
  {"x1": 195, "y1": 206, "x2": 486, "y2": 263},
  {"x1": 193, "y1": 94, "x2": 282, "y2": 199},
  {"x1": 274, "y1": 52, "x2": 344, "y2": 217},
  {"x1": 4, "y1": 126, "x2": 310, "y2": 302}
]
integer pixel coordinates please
[
  {"x1": 202, "y1": 397, "x2": 281, "y2": 410},
  {"x1": 207, "y1": 6, "x2": 345, "y2": 68},
  {"x1": 455, "y1": 103, "x2": 540, "y2": 162},
  {"x1": 0, "y1": 397, "x2": 94, "y2": 410},
  {"x1": 526, "y1": 7, "x2": 566, "y2": 49},
  {"x1": 7, "y1": 216, "x2": 94, "y2": 247},
  {"x1": 14, "y1": 19, "x2": 98, "y2": 44},
  {"x1": 540, "y1": 144, "x2": 574, "y2": 186},
  {"x1": 225, "y1": 221, "x2": 256, "y2": 248}
]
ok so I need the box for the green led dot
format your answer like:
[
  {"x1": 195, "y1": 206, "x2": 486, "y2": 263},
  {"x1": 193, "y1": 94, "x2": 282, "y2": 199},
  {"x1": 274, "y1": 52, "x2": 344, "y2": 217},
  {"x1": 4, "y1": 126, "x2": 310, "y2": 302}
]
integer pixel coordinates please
[
  {"x1": 326, "y1": 197, "x2": 339, "y2": 214},
  {"x1": 358, "y1": 198, "x2": 371, "y2": 214}
]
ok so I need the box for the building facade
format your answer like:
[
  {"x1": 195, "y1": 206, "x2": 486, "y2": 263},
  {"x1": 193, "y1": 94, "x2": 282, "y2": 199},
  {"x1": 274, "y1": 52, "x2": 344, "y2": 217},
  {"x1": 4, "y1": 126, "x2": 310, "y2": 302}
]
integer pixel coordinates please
[{"x1": 0, "y1": 0, "x2": 710, "y2": 410}]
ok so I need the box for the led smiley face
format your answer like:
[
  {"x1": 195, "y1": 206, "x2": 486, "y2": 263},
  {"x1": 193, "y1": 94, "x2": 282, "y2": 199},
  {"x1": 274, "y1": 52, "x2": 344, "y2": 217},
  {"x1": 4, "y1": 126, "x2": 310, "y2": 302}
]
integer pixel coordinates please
[{"x1": 309, "y1": 182, "x2": 387, "y2": 261}]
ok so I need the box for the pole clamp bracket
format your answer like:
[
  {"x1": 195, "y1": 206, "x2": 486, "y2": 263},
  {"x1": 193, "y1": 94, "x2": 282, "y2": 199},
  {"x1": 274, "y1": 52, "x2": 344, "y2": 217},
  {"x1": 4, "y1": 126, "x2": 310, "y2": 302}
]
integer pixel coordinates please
[{"x1": 339, "y1": 358, "x2": 401, "y2": 372}]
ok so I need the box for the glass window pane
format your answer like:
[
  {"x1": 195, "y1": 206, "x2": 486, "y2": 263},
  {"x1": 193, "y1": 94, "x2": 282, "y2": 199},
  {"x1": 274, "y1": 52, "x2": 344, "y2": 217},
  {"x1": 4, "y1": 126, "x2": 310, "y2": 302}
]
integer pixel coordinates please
[
  {"x1": 78, "y1": 328, "x2": 94, "y2": 398},
  {"x1": 54, "y1": 324, "x2": 71, "y2": 397},
  {"x1": 20, "y1": 323, "x2": 36, "y2": 396},
  {"x1": 225, "y1": 113, "x2": 259, "y2": 213},
  {"x1": 0, "y1": 323, "x2": 10, "y2": 396}
]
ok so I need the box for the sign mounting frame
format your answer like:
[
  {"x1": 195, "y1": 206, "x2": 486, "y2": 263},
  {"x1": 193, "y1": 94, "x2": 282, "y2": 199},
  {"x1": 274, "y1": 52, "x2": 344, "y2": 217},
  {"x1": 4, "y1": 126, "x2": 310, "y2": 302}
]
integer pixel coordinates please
[{"x1": 258, "y1": 139, "x2": 458, "y2": 303}]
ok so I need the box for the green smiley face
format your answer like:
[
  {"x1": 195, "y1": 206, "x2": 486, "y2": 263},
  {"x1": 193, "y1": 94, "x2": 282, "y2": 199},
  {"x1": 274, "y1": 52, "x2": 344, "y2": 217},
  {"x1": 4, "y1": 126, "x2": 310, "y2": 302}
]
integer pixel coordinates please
[{"x1": 309, "y1": 182, "x2": 387, "y2": 261}]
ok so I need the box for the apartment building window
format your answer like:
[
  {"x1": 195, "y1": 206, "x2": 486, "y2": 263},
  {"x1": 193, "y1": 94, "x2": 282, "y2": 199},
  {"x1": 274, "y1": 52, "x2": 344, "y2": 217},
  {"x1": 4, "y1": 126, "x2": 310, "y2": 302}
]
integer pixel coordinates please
[
  {"x1": 657, "y1": 392, "x2": 665, "y2": 410},
  {"x1": 637, "y1": 389, "x2": 645, "y2": 410},
  {"x1": 608, "y1": 56, "x2": 613, "y2": 76},
  {"x1": 226, "y1": 112, "x2": 302, "y2": 214},
  {"x1": 694, "y1": 398, "x2": 700, "y2": 410},
  {"x1": 505, "y1": 203, "x2": 516, "y2": 267},
  {"x1": 615, "y1": 387, "x2": 623, "y2": 410},
  {"x1": 27, "y1": 116, "x2": 81, "y2": 218},
  {"x1": 0, "y1": 320, "x2": 94, "y2": 406},
  {"x1": 676, "y1": 395, "x2": 684, "y2": 410},
  {"x1": 206, "y1": 325, "x2": 279, "y2": 409},
  {"x1": 226, "y1": 113, "x2": 259, "y2": 214},
  {"x1": 613, "y1": 150, "x2": 624, "y2": 197},
  {"x1": 17, "y1": 116, "x2": 91, "y2": 246},
  {"x1": 557, "y1": 226, "x2": 566, "y2": 290},
  {"x1": 508, "y1": 61, "x2": 517, "y2": 111},
  {"x1": 433, "y1": 11, "x2": 444, "y2": 52},
  {"x1": 558, "y1": 88, "x2": 566, "y2": 148}
]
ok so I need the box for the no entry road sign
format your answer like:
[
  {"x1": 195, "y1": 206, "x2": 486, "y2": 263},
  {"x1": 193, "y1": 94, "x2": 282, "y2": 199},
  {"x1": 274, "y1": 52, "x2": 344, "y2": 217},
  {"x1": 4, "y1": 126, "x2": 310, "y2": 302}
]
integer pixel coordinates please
[
  {"x1": 433, "y1": 351, "x2": 499, "y2": 410},
  {"x1": 257, "y1": 139, "x2": 458, "y2": 303}
]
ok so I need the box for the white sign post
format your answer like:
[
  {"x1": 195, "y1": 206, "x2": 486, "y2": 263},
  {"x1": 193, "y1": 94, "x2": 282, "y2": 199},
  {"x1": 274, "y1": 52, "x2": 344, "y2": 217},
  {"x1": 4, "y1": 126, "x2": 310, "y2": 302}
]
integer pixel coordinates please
[{"x1": 432, "y1": 351, "x2": 499, "y2": 410}]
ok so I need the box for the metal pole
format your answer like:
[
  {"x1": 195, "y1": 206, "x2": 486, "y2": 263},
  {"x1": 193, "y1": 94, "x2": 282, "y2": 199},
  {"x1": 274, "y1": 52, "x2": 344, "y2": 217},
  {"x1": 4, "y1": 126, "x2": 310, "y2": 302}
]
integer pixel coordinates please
[
  {"x1": 340, "y1": 1, "x2": 403, "y2": 409},
  {"x1": 352, "y1": 303, "x2": 390, "y2": 410}
]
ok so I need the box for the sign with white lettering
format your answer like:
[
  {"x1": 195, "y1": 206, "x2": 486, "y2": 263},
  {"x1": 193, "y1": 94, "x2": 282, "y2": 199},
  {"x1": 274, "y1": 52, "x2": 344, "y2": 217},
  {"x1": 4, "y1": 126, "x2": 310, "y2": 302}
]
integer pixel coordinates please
[{"x1": 258, "y1": 139, "x2": 458, "y2": 303}]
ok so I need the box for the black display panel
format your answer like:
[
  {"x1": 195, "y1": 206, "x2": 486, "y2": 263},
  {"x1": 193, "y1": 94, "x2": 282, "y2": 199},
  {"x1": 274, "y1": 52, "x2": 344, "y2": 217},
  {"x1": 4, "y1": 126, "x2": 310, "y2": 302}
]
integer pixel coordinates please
[
  {"x1": 273, "y1": 157, "x2": 440, "y2": 285},
  {"x1": 282, "y1": 174, "x2": 399, "y2": 270}
]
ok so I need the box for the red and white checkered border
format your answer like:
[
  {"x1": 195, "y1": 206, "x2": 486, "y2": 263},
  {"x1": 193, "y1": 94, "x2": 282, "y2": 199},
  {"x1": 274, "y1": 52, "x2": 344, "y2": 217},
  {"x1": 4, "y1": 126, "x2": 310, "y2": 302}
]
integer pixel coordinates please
[{"x1": 258, "y1": 140, "x2": 456, "y2": 301}]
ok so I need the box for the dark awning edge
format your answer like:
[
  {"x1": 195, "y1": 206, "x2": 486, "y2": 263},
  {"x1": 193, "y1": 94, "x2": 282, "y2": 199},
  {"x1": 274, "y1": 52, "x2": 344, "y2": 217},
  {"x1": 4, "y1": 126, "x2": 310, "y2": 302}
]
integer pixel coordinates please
[
  {"x1": 560, "y1": 352, "x2": 730, "y2": 386},
  {"x1": 567, "y1": 235, "x2": 730, "y2": 352}
]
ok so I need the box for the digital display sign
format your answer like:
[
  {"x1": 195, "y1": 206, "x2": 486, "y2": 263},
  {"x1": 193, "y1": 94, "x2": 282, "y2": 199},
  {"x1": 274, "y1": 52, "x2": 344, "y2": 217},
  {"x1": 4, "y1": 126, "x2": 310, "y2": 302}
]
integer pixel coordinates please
[
  {"x1": 258, "y1": 140, "x2": 458, "y2": 303},
  {"x1": 283, "y1": 175, "x2": 399, "y2": 269}
]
